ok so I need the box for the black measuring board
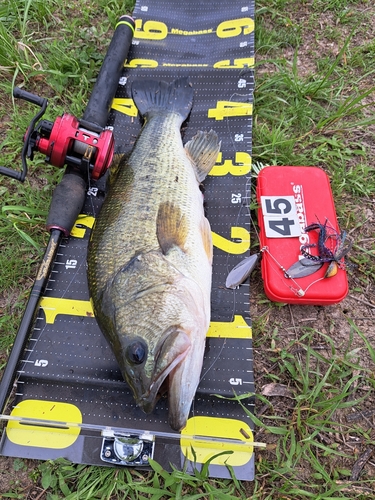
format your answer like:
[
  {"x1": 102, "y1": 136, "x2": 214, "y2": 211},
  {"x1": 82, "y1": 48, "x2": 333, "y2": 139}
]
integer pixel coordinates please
[{"x1": 0, "y1": 0, "x2": 256, "y2": 480}]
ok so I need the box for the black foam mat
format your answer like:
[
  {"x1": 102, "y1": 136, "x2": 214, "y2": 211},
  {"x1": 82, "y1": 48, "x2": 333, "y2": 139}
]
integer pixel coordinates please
[{"x1": 0, "y1": 0, "x2": 255, "y2": 480}]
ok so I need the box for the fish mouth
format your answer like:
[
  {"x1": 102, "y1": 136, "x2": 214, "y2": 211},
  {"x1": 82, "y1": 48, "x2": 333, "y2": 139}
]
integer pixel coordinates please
[{"x1": 137, "y1": 329, "x2": 191, "y2": 413}]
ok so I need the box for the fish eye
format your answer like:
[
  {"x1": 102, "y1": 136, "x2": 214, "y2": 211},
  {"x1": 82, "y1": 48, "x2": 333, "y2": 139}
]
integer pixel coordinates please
[{"x1": 126, "y1": 341, "x2": 147, "y2": 364}]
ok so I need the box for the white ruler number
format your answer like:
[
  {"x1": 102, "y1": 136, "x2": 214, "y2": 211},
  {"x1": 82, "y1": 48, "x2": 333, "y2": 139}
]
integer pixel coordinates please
[
  {"x1": 237, "y1": 78, "x2": 247, "y2": 89},
  {"x1": 231, "y1": 193, "x2": 242, "y2": 204},
  {"x1": 87, "y1": 187, "x2": 98, "y2": 197},
  {"x1": 35, "y1": 359, "x2": 48, "y2": 367},
  {"x1": 65, "y1": 259, "x2": 77, "y2": 270},
  {"x1": 229, "y1": 377, "x2": 243, "y2": 385}
]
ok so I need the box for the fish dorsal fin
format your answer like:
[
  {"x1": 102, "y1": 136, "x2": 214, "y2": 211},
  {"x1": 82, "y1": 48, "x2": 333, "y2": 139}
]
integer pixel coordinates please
[
  {"x1": 184, "y1": 130, "x2": 221, "y2": 182},
  {"x1": 156, "y1": 202, "x2": 188, "y2": 255}
]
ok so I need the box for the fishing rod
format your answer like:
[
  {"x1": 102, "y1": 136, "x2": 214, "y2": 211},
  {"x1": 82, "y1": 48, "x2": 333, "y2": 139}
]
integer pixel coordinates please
[{"x1": 0, "y1": 15, "x2": 135, "y2": 413}]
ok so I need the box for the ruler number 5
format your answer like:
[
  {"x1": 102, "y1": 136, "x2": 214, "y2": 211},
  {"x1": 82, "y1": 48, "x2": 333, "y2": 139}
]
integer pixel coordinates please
[
  {"x1": 265, "y1": 198, "x2": 292, "y2": 215},
  {"x1": 35, "y1": 359, "x2": 48, "y2": 367}
]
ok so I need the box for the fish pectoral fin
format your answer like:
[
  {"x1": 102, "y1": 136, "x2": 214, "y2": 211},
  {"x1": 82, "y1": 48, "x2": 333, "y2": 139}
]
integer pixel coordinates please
[
  {"x1": 156, "y1": 202, "x2": 188, "y2": 255},
  {"x1": 184, "y1": 130, "x2": 221, "y2": 182},
  {"x1": 201, "y1": 216, "x2": 213, "y2": 264}
]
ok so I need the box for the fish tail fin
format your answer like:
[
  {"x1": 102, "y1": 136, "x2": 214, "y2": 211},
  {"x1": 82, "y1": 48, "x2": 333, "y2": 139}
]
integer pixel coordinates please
[{"x1": 132, "y1": 77, "x2": 194, "y2": 122}]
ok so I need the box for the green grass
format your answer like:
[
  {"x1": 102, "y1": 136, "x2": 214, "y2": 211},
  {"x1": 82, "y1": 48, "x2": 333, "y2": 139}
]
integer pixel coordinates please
[
  {"x1": 31, "y1": 457, "x2": 249, "y2": 500},
  {"x1": 1, "y1": 0, "x2": 375, "y2": 498},
  {"x1": 249, "y1": 325, "x2": 375, "y2": 499}
]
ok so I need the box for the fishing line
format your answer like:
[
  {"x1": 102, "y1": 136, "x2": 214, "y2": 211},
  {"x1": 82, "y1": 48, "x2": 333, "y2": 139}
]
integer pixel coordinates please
[
  {"x1": 260, "y1": 245, "x2": 332, "y2": 298},
  {"x1": 199, "y1": 338, "x2": 227, "y2": 384},
  {"x1": 260, "y1": 246, "x2": 306, "y2": 297},
  {"x1": 248, "y1": 205, "x2": 310, "y2": 297},
  {"x1": 85, "y1": 160, "x2": 98, "y2": 218},
  {"x1": 12, "y1": 307, "x2": 50, "y2": 397},
  {"x1": 191, "y1": 337, "x2": 227, "y2": 426},
  {"x1": 60, "y1": 258, "x2": 87, "y2": 300}
]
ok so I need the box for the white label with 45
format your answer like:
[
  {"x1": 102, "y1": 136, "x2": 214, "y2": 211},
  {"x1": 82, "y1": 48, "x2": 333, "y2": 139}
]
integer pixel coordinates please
[{"x1": 261, "y1": 196, "x2": 301, "y2": 238}]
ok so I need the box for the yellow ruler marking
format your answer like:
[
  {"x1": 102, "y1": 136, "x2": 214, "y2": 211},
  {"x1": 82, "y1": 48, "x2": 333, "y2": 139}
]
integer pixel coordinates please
[
  {"x1": 39, "y1": 299, "x2": 251, "y2": 339},
  {"x1": 70, "y1": 215, "x2": 95, "y2": 238},
  {"x1": 181, "y1": 416, "x2": 254, "y2": 466},
  {"x1": 208, "y1": 315, "x2": 252, "y2": 339},
  {"x1": 40, "y1": 297, "x2": 94, "y2": 324},
  {"x1": 111, "y1": 98, "x2": 138, "y2": 117},
  {"x1": 7, "y1": 400, "x2": 82, "y2": 449},
  {"x1": 208, "y1": 101, "x2": 253, "y2": 120}
]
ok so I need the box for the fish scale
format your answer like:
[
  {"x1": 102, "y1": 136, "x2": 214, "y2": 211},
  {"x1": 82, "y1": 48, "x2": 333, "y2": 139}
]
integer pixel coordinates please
[
  {"x1": 90, "y1": 114, "x2": 204, "y2": 290},
  {"x1": 87, "y1": 77, "x2": 220, "y2": 430}
]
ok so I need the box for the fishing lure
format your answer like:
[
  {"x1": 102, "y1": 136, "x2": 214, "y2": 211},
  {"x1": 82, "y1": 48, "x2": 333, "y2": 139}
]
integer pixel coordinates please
[
  {"x1": 286, "y1": 219, "x2": 352, "y2": 279},
  {"x1": 301, "y1": 220, "x2": 338, "y2": 262},
  {"x1": 285, "y1": 258, "x2": 323, "y2": 279},
  {"x1": 225, "y1": 254, "x2": 260, "y2": 288}
]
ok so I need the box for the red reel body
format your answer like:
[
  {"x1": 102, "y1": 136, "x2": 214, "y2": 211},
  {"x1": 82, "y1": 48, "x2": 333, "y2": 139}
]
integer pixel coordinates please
[{"x1": 36, "y1": 113, "x2": 114, "y2": 180}]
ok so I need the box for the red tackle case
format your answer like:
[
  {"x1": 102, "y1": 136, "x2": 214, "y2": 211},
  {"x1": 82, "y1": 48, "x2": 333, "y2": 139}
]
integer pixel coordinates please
[{"x1": 256, "y1": 166, "x2": 349, "y2": 305}]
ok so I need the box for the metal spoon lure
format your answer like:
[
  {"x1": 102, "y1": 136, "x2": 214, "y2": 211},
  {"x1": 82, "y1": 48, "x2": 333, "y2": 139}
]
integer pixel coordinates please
[{"x1": 225, "y1": 254, "x2": 260, "y2": 289}]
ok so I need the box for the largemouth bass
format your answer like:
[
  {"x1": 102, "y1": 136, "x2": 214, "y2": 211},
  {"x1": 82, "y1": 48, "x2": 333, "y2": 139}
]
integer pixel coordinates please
[{"x1": 87, "y1": 77, "x2": 220, "y2": 431}]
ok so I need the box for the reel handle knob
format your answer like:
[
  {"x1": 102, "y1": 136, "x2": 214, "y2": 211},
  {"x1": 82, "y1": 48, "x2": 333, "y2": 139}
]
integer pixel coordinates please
[
  {"x1": 13, "y1": 87, "x2": 47, "y2": 108},
  {"x1": 0, "y1": 166, "x2": 24, "y2": 181}
]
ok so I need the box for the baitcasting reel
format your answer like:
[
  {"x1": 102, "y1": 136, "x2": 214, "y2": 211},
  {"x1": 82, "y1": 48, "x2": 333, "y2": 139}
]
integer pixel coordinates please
[
  {"x1": 0, "y1": 14, "x2": 135, "y2": 186},
  {"x1": 0, "y1": 87, "x2": 114, "y2": 183},
  {"x1": 0, "y1": 15, "x2": 135, "y2": 239}
]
